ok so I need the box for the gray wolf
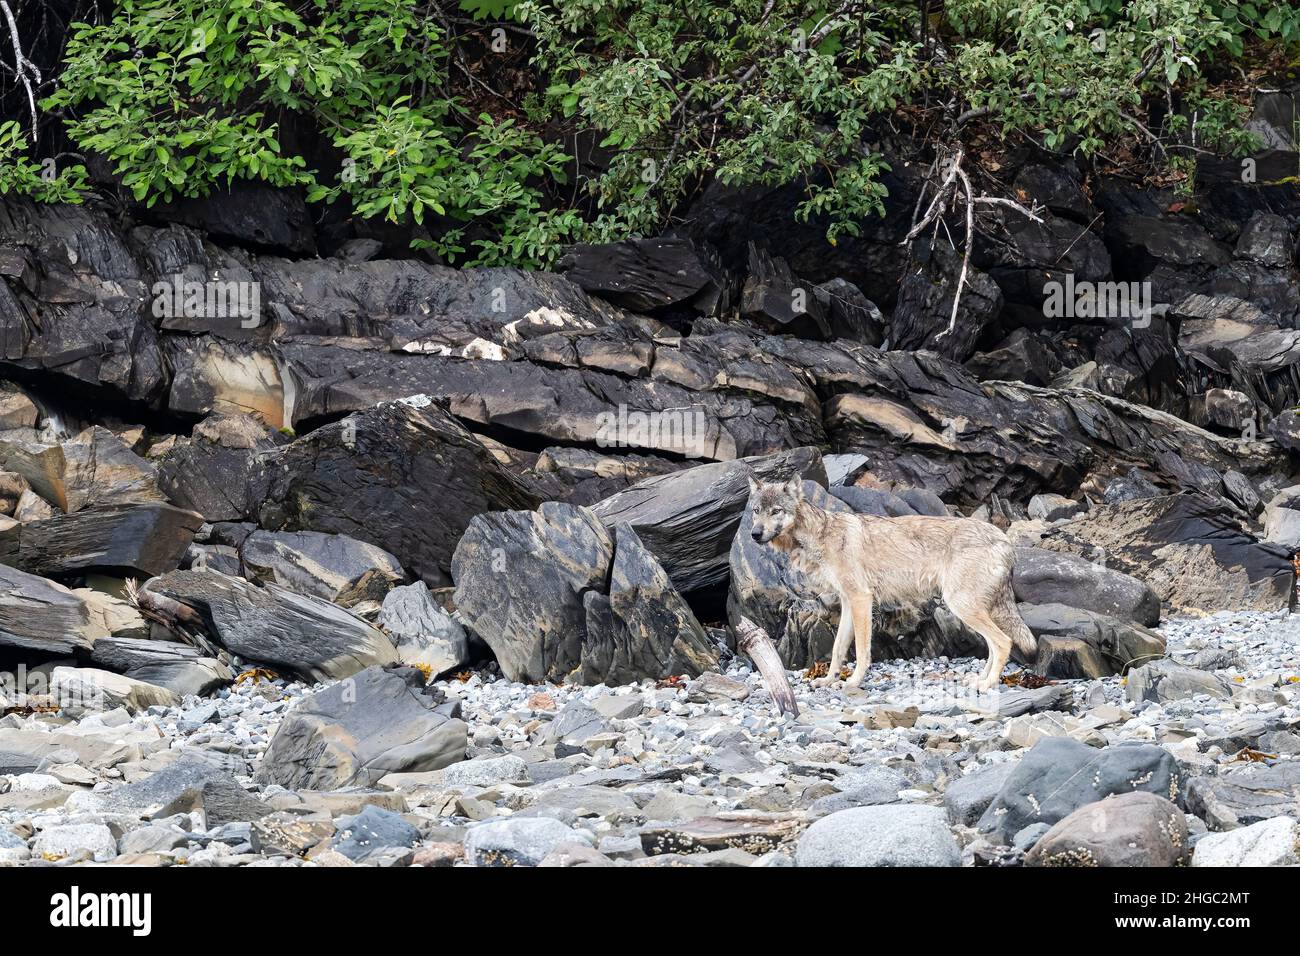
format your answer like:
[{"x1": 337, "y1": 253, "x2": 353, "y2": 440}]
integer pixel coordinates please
[{"x1": 747, "y1": 477, "x2": 1037, "y2": 691}]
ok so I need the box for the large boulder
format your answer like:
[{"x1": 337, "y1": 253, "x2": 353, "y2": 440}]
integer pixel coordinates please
[
  {"x1": 1024, "y1": 792, "x2": 1190, "y2": 867},
  {"x1": 580, "y1": 525, "x2": 719, "y2": 685},
  {"x1": 255, "y1": 666, "x2": 467, "y2": 790},
  {"x1": 1012, "y1": 547, "x2": 1160, "y2": 626},
  {"x1": 142, "y1": 570, "x2": 398, "y2": 681},
  {"x1": 978, "y1": 737, "x2": 1181, "y2": 844},
  {"x1": 1038, "y1": 494, "x2": 1294, "y2": 614},
  {"x1": 0, "y1": 503, "x2": 202, "y2": 577},
  {"x1": 453, "y1": 504, "x2": 716, "y2": 685},
  {"x1": 251, "y1": 397, "x2": 538, "y2": 585},
  {"x1": 453, "y1": 503, "x2": 611, "y2": 684},
  {"x1": 590, "y1": 447, "x2": 824, "y2": 595}
]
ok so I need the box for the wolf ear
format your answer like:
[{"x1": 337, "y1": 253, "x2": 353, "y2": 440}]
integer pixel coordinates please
[
  {"x1": 747, "y1": 475, "x2": 759, "y2": 497},
  {"x1": 784, "y1": 475, "x2": 803, "y2": 499}
]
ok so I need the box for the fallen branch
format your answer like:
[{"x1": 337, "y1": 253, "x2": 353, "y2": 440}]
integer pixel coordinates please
[
  {"x1": 735, "y1": 616, "x2": 800, "y2": 717},
  {"x1": 124, "y1": 577, "x2": 222, "y2": 659}
]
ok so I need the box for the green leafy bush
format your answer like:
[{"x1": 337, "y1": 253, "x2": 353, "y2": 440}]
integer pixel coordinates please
[
  {"x1": 42, "y1": 0, "x2": 575, "y2": 265},
  {"x1": 1, "y1": 0, "x2": 1294, "y2": 265}
]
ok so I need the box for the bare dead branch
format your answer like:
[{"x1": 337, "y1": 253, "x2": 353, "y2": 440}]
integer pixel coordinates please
[
  {"x1": 735, "y1": 616, "x2": 800, "y2": 717},
  {"x1": 0, "y1": 0, "x2": 41, "y2": 138}
]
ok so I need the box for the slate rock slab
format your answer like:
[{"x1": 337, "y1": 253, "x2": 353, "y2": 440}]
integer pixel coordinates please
[
  {"x1": 255, "y1": 665, "x2": 467, "y2": 790},
  {"x1": 1184, "y1": 761, "x2": 1300, "y2": 831},
  {"x1": 143, "y1": 569, "x2": 398, "y2": 682},
  {"x1": 0, "y1": 503, "x2": 203, "y2": 577},
  {"x1": 453, "y1": 502, "x2": 611, "y2": 684}
]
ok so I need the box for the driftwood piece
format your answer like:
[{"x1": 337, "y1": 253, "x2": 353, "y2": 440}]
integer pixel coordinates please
[
  {"x1": 125, "y1": 577, "x2": 221, "y2": 659},
  {"x1": 735, "y1": 616, "x2": 800, "y2": 717}
]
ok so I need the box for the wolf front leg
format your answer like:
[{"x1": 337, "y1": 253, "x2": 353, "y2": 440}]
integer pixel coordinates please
[
  {"x1": 822, "y1": 596, "x2": 854, "y2": 683},
  {"x1": 845, "y1": 591, "x2": 875, "y2": 689}
]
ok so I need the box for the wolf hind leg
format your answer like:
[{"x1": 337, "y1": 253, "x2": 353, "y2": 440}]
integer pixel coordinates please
[
  {"x1": 990, "y1": 584, "x2": 1038, "y2": 662},
  {"x1": 945, "y1": 586, "x2": 1014, "y2": 692}
]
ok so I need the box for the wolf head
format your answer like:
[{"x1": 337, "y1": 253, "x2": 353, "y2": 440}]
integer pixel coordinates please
[{"x1": 747, "y1": 475, "x2": 803, "y2": 544}]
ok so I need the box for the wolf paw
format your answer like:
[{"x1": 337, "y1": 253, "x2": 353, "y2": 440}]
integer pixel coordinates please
[{"x1": 812, "y1": 676, "x2": 842, "y2": 689}]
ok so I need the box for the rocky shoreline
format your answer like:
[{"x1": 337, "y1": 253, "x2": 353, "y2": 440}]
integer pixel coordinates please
[
  {"x1": 0, "y1": 608, "x2": 1295, "y2": 867},
  {"x1": 3, "y1": 152, "x2": 1300, "y2": 868}
]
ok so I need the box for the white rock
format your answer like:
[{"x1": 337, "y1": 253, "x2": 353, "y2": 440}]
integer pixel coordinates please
[{"x1": 1192, "y1": 817, "x2": 1299, "y2": 867}]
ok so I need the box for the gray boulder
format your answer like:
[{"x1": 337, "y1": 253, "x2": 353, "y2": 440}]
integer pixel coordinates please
[
  {"x1": 1024, "y1": 791, "x2": 1190, "y2": 866},
  {"x1": 256, "y1": 665, "x2": 467, "y2": 790},
  {"x1": 796, "y1": 804, "x2": 960, "y2": 867},
  {"x1": 453, "y1": 502, "x2": 612, "y2": 684},
  {"x1": 580, "y1": 525, "x2": 719, "y2": 685},
  {"x1": 251, "y1": 397, "x2": 539, "y2": 585},
  {"x1": 978, "y1": 737, "x2": 1181, "y2": 844},
  {"x1": 1012, "y1": 547, "x2": 1160, "y2": 626},
  {"x1": 379, "y1": 581, "x2": 470, "y2": 677}
]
